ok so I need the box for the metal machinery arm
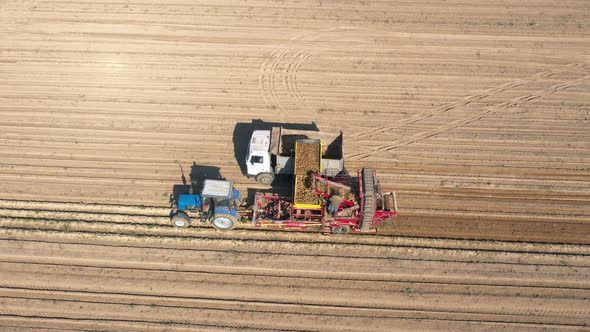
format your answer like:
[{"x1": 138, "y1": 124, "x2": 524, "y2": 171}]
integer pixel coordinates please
[
  {"x1": 359, "y1": 168, "x2": 376, "y2": 231},
  {"x1": 310, "y1": 173, "x2": 352, "y2": 198}
]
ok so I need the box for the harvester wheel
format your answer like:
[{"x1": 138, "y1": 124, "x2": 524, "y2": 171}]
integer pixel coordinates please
[
  {"x1": 255, "y1": 172, "x2": 274, "y2": 185},
  {"x1": 171, "y1": 211, "x2": 191, "y2": 228},
  {"x1": 212, "y1": 214, "x2": 237, "y2": 230},
  {"x1": 331, "y1": 225, "x2": 350, "y2": 234}
]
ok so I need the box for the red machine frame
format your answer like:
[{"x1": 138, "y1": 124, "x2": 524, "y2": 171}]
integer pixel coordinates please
[
  {"x1": 248, "y1": 168, "x2": 397, "y2": 233},
  {"x1": 251, "y1": 192, "x2": 323, "y2": 230}
]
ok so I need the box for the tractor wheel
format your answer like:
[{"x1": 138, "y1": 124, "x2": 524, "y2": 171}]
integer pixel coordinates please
[
  {"x1": 171, "y1": 211, "x2": 191, "y2": 227},
  {"x1": 212, "y1": 214, "x2": 237, "y2": 230},
  {"x1": 255, "y1": 172, "x2": 274, "y2": 185},
  {"x1": 331, "y1": 225, "x2": 350, "y2": 234}
]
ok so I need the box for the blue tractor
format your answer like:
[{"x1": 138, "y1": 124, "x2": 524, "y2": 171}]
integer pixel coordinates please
[{"x1": 170, "y1": 179, "x2": 241, "y2": 230}]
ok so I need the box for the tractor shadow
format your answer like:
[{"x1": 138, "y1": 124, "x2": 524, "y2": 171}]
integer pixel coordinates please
[
  {"x1": 170, "y1": 163, "x2": 225, "y2": 207},
  {"x1": 189, "y1": 162, "x2": 225, "y2": 193}
]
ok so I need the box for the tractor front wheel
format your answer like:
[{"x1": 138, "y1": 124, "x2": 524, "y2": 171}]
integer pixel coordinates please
[
  {"x1": 212, "y1": 214, "x2": 237, "y2": 230},
  {"x1": 171, "y1": 211, "x2": 191, "y2": 227}
]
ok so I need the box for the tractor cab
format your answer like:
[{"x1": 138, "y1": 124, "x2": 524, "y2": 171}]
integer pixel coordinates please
[
  {"x1": 171, "y1": 179, "x2": 241, "y2": 230},
  {"x1": 201, "y1": 179, "x2": 241, "y2": 229}
]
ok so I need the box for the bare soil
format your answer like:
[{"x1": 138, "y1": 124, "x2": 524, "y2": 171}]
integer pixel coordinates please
[
  {"x1": 0, "y1": 0, "x2": 587, "y2": 244},
  {"x1": 0, "y1": 226, "x2": 588, "y2": 331},
  {"x1": 0, "y1": 0, "x2": 589, "y2": 330}
]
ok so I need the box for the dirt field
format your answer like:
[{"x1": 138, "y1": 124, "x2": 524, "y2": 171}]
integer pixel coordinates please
[
  {"x1": 0, "y1": 205, "x2": 589, "y2": 331},
  {"x1": 1, "y1": 0, "x2": 589, "y2": 330}
]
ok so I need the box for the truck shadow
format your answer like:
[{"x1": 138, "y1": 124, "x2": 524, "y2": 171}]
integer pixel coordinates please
[
  {"x1": 242, "y1": 175, "x2": 295, "y2": 208},
  {"x1": 232, "y1": 119, "x2": 319, "y2": 176}
]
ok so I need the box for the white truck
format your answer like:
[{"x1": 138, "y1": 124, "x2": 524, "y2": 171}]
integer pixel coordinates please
[{"x1": 246, "y1": 126, "x2": 344, "y2": 185}]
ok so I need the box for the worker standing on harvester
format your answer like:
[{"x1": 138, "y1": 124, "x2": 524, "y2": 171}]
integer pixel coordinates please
[{"x1": 327, "y1": 194, "x2": 343, "y2": 217}]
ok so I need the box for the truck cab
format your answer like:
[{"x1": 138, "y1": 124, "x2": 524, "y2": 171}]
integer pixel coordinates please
[{"x1": 245, "y1": 130, "x2": 274, "y2": 185}]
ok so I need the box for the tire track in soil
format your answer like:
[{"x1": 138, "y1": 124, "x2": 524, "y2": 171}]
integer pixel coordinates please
[
  {"x1": 348, "y1": 65, "x2": 590, "y2": 161},
  {"x1": 258, "y1": 48, "x2": 289, "y2": 118},
  {"x1": 259, "y1": 33, "x2": 319, "y2": 120},
  {"x1": 258, "y1": 27, "x2": 360, "y2": 121},
  {"x1": 286, "y1": 50, "x2": 314, "y2": 112},
  {"x1": 371, "y1": 74, "x2": 589, "y2": 154},
  {"x1": 348, "y1": 63, "x2": 586, "y2": 141}
]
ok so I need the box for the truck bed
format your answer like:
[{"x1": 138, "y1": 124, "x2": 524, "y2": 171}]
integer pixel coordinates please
[{"x1": 272, "y1": 127, "x2": 344, "y2": 176}]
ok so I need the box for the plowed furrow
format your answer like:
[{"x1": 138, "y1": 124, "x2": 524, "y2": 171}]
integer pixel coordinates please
[
  {"x1": 1, "y1": 0, "x2": 590, "y2": 330},
  {"x1": 0, "y1": 234, "x2": 586, "y2": 330},
  {"x1": 0, "y1": 291, "x2": 587, "y2": 330},
  {"x1": 2, "y1": 219, "x2": 590, "y2": 257}
]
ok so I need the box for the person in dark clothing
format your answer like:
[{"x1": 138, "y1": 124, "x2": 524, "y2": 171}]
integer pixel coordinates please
[{"x1": 327, "y1": 195, "x2": 343, "y2": 217}]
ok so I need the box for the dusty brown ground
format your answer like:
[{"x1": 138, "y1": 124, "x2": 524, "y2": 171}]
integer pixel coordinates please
[
  {"x1": 1, "y1": 0, "x2": 589, "y2": 330},
  {"x1": 0, "y1": 211, "x2": 589, "y2": 331},
  {"x1": 1, "y1": 0, "x2": 589, "y2": 243}
]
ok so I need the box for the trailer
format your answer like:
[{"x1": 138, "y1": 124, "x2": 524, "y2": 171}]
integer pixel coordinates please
[{"x1": 245, "y1": 126, "x2": 344, "y2": 185}]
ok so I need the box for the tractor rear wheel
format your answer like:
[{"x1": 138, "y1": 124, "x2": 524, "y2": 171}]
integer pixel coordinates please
[
  {"x1": 255, "y1": 172, "x2": 274, "y2": 185},
  {"x1": 212, "y1": 214, "x2": 237, "y2": 230},
  {"x1": 171, "y1": 211, "x2": 191, "y2": 227}
]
